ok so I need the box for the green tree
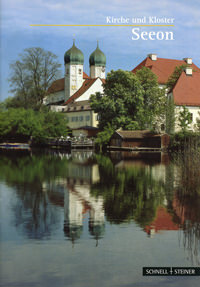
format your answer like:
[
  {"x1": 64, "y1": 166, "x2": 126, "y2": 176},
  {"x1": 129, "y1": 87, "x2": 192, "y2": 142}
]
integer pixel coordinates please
[
  {"x1": 136, "y1": 67, "x2": 166, "y2": 130},
  {"x1": 166, "y1": 64, "x2": 187, "y2": 91},
  {"x1": 0, "y1": 108, "x2": 69, "y2": 143},
  {"x1": 8, "y1": 47, "x2": 61, "y2": 109},
  {"x1": 90, "y1": 68, "x2": 166, "y2": 144},
  {"x1": 90, "y1": 154, "x2": 166, "y2": 225},
  {"x1": 195, "y1": 111, "x2": 200, "y2": 132},
  {"x1": 178, "y1": 106, "x2": 193, "y2": 133},
  {"x1": 166, "y1": 94, "x2": 175, "y2": 134},
  {"x1": 94, "y1": 124, "x2": 115, "y2": 147},
  {"x1": 91, "y1": 70, "x2": 145, "y2": 131}
]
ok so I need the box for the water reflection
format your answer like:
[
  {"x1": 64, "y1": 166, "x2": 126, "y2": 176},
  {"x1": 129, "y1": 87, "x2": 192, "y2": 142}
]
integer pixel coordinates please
[{"x1": 0, "y1": 150, "x2": 200, "y2": 264}]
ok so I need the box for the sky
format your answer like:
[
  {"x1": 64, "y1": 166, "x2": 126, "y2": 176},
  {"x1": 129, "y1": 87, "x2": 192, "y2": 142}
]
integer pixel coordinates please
[{"x1": 1, "y1": 0, "x2": 200, "y2": 101}]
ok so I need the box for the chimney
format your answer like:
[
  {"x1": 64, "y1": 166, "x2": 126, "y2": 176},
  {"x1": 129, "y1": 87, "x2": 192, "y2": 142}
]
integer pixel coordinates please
[
  {"x1": 148, "y1": 53, "x2": 157, "y2": 61},
  {"x1": 185, "y1": 66, "x2": 193, "y2": 76},
  {"x1": 183, "y1": 57, "x2": 192, "y2": 65}
]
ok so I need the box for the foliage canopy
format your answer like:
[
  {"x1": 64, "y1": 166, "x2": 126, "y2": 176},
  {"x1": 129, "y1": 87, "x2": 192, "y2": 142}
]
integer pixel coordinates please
[
  {"x1": 0, "y1": 108, "x2": 69, "y2": 143},
  {"x1": 90, "y1": 68, "x2": 166, "y2": 144},
  {"x1": 8, "y1": 47, "x2": 61, "y2": 110},
  {"x1": 166, "y1": 64, "x2": 187, "y2": 92}
]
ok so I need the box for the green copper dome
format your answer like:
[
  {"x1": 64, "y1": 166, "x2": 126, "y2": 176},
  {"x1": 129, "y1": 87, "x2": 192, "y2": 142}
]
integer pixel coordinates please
[
  {"x1": 89, "y1": 41, "x2": 106, "y2": 67},
  {"x1": 64, "y1": 40, "x2": 84, "y2": 65}
]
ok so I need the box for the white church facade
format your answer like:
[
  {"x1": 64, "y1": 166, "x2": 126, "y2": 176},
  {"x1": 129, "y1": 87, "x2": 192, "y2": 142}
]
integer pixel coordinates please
[{"x1": 43, "y1": 40, "x2": 106, "y2": 135}]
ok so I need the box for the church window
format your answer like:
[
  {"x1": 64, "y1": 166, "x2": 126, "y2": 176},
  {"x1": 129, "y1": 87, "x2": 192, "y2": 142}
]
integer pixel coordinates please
[{"x1": 79, "y1": 69, "x2": 82, "y2": 74}]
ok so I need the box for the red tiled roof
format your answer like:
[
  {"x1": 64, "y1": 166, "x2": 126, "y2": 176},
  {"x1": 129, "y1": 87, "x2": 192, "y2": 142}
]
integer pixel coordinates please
[
  {"x1": 63, "y1": 78, "x2": 97, "y2": 105},
  {"x1": 47, "y1": 78, "x2": 64, "y2": 94},
  {"x1": 83, "y1": 72, "x2": 90, "y2": 79},
  {"x1": 63, "y1": 78, "x2": 105, "y2": 105},
  {"x1": 132, "y1": 57, "x2": 200, "y2": 84},
  {"x1": 172, "y1": 71, "x2": 200, "y2": 106},
  {"x1": 115, "y1": 130, "x2": 157, "y2": 139},
  {"x1": 47, "y1": 72, "x2": 90, "y2": 94}
]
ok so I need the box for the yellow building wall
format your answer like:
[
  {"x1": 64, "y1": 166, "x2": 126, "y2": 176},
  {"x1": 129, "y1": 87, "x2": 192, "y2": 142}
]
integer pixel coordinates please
[{"x1": 66, "y1": 110, "x2": 99, "y2": 129}]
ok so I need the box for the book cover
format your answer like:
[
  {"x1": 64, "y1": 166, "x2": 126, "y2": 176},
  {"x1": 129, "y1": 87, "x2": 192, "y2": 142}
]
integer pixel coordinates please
[{"x1": 0, "y1": 1, "x2": 200, "y2": 287}]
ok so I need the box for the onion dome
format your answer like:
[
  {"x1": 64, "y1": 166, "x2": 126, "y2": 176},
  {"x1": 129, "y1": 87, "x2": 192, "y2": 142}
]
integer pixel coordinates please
[
  {"x1": 89, "y1": 41, "x2": 106, "y2": 67},
  {"x1": 64, "y1": 40, "x2": 84, "y2": 65}
]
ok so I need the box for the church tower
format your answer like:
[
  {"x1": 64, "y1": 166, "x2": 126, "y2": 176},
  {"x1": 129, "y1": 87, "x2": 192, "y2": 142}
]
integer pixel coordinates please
[
  {"x1": 89, "y1": 41, "x2": 106, "y2": 79},
  {"x1": 64, "y1": 40, "x2": 84, "y2": 101}
]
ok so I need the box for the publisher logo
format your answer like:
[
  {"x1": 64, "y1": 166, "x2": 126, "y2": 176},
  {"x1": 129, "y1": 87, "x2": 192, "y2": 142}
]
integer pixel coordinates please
[{"x1": 143, "y1": 267, "x2": 200, "y2": 276}]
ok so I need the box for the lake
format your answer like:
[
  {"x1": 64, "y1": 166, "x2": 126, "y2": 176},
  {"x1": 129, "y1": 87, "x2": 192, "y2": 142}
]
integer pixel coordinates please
[{"x1": 0, "y1": 150, "x2": 200, "y2": 287}]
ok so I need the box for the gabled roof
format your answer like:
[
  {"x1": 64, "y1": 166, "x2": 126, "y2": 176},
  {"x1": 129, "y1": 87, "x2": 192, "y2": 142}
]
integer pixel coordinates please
[
  {"x1": 47, "y1": 78, "x2": 64, "y2": 94},
  {"x1": 132, "y1": 57, "x2": 200, "y2": 84},
  {"x1": 47, "y1": 72, "x2": 90, "y2": 94},
  {"x1": 172, "y1": 71, "x2": 200, "y2": 106},
  {"x1": 63, "y1": 78, "x2": 105, "y2": 105},
  {"x1": 63, "y1": 78, "x2": 97, "y2": 105},
  {"x1": 83, "y1": 72, "x2": 90, "y2": 79},
  {"x1": 114, "y1": 130, "x2": 157, "y2": 139}
]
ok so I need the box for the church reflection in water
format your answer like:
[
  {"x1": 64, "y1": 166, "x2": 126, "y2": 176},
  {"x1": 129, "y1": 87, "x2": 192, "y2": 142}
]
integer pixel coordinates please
[
  {"x1": 1, "y1": 149, "x2": 200, "y2": 263},
  {"x1": 63, "y1": 180, "x2": 105, "y2": 244},
  {"x1": 44, "y1": 150, "x2": 200, "y2": 247},
  {"x1": 45, "y1": 151, "x2": 105, "y2": 244}
]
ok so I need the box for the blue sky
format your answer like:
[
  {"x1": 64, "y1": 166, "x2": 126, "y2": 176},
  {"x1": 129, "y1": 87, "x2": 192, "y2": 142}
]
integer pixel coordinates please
[{"x1": 1, "y1": 0, "x2": 200, "y2": 101}]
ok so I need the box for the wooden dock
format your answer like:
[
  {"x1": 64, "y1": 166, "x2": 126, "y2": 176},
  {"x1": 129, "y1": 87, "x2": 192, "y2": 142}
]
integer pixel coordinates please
[{"x1": 46, "y1": 138, "x2": 95, "y2": 150}]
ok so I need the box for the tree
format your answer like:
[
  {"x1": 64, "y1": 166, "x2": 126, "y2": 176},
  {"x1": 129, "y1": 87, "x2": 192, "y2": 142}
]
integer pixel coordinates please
[
  {"x1": 166, "y1": 94, "x2": 175, "y2": 134},
  {"x1": 166, "y1": 64, "x2": 187, "y2": 92},
  {"x1": 91, "y1": 154, "x2": 166, "y2": 225},
  {"x1": 135, "y1": 67, "x2": 166, "y2": 130},
  {"x1": 0, "y1": 108, "x2": 69, "y2": 143},
  {"x1": 178, "y1": 106, "x2": 192, "y2": 133},
  {"x1": 195, "y1": 111, "x2": 200, "y2": 132},
  {"x1": 8, "y1": 47, "x2": 61, "y2": 109},
  {"x1": 91, "y1": 70, "x2": 145, "y2": 132},
  {"x1": 90, "y1": 68, "x2": 166, "y2": 144}
]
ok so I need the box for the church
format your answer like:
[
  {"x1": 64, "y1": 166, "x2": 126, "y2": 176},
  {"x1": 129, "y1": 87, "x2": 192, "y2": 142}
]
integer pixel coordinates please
[
  {"x1": 44, "y1": 41, "x2": 200, "y2": 136},
  {"x1": 43, "y1": 40, "x2": 106, "y2": 136}
]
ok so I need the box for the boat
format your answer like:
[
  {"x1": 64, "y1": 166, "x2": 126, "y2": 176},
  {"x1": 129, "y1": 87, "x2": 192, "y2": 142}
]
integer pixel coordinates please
[{"x1": 0, "y1": 143, "x2": 30, "y2": 150}]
